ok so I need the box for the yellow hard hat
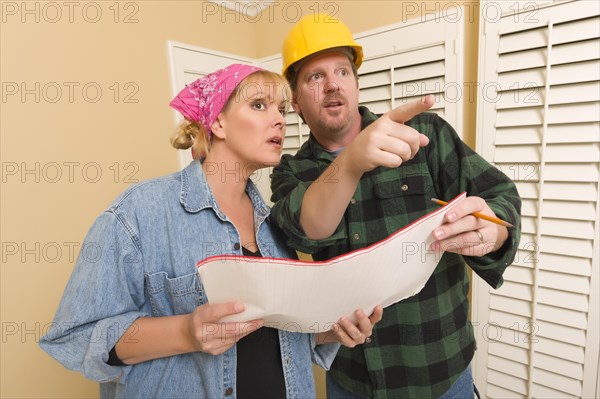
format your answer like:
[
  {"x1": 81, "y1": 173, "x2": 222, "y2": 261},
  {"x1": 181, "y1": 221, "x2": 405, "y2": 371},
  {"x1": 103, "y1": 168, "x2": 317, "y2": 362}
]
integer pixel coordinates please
[{"x1": 282, "y1": 13, "x2": 363, "y2": 77}]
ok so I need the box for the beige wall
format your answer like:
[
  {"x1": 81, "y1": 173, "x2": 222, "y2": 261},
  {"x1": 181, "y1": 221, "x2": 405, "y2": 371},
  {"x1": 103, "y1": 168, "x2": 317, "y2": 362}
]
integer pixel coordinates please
[
  {"x1": 0, "y1": 1, "x2": 479, "y2": 397},
  {"x1": 1, "y1": 2, "x2": 257, "y2": 397}
]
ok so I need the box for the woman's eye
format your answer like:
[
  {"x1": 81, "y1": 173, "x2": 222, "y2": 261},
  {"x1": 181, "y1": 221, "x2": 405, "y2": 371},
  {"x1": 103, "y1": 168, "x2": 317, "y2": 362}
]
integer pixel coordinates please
[{"x1": 252, "y1": 102, "x2": 266, "y2": 110}]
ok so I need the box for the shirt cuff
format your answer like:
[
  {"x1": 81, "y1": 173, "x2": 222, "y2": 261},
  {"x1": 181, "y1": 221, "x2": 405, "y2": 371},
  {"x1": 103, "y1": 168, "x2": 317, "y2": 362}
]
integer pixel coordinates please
[
  {"x1": 309, "y1": 334, "x2": 340, "y2": 370},
  {"x1": 272, "y1": 183, "x2": 348, "y2": 254}
]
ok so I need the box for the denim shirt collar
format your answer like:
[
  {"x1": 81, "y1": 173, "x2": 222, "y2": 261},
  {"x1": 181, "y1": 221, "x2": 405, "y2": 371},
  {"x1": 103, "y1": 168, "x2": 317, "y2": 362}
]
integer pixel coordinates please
[{"x1": 179, "y1": 160, "x2": 270, "y2": 221}]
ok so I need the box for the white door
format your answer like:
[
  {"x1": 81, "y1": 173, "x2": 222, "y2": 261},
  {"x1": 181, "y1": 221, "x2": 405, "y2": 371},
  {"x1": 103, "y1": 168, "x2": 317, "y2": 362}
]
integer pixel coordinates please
[{"x1": 473, "y1": 1, "x2": 600, "y2": 397}]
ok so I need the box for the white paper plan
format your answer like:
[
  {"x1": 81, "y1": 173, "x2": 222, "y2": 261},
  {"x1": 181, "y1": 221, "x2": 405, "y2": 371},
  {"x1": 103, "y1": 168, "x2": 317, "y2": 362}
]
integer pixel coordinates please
[{"x1": 196, "y1": 192, "x2": 467, "y2": 333}]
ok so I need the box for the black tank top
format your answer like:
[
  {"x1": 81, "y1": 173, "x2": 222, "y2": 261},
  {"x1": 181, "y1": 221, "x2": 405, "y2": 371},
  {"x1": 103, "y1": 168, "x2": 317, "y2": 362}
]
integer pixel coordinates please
[{"x1": 236, "y1": 246, "x2": 287, "y2": 398}]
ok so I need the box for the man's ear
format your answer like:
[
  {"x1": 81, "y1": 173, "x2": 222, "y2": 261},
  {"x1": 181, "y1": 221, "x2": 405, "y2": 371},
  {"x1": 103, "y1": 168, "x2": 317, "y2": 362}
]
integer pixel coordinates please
[
  {"x1": 291, "y1": 97, "x2": 306, "y2": 123},
  {"x1": 291, "y1": 95, "x2": 302, "y2": 118},
  {"x1": 210, "y1": 114, "x2": 226, "y2": 139}
]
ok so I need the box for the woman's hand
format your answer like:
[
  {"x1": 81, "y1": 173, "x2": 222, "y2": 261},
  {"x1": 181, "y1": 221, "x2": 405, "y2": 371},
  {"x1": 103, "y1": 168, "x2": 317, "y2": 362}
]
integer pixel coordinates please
[
  {"x1": 184, "y1": 302, "x2": 264, "y2": 355},
  {"x1": 316, "y1": 306, "x2": 383, "y2": 347}
]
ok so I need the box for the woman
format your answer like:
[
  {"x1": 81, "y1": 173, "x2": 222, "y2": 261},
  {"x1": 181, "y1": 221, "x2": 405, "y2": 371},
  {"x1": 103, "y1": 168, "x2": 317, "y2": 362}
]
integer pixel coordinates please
[{"x1": 40, "y1": 64, "x2": 382, "y2": 398}]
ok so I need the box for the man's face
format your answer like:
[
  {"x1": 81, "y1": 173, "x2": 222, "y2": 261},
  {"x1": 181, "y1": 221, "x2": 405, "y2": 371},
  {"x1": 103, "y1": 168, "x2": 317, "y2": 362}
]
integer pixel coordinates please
[{"x1": 292, "y1": 52, "x2": 360, "y2": 141}]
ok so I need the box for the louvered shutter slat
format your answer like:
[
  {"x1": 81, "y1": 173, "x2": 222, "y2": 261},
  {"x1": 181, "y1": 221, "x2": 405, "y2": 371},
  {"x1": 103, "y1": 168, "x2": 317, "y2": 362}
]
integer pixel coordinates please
[{"x1": 474, "y1": 1, "x2": 600, "y2": 397}]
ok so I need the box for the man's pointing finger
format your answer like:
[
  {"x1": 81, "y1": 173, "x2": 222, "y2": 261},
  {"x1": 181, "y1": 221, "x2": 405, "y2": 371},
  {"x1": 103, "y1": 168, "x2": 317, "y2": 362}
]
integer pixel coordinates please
[{"x1": 385, "y1": 94, "x2": 435, "y2": 124}]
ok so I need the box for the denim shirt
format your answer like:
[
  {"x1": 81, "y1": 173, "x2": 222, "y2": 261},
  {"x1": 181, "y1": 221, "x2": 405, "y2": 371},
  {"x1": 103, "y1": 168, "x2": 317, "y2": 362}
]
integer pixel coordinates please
[{"x1": 40, "y1": 160, "x2": 339, "y2": 398}]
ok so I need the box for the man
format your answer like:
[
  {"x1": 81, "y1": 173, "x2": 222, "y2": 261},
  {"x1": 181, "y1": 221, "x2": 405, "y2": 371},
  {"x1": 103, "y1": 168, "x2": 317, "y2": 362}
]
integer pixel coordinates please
[{"x1": 270, "y1": 13, "x2": 522, "y2": 399}]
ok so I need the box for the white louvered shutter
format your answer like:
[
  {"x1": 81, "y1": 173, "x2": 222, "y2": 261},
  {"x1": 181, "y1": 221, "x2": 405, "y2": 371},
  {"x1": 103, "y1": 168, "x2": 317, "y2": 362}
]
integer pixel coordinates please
[
  {"x1": 259, "y1": 11, "x2": 464, "y2": 203},
  {"x1": 473, "y1": 1, "x2": 600, "y2": 398},
  {"x1": 354, "y1": 10, "x2": 463, "y2": 134}
]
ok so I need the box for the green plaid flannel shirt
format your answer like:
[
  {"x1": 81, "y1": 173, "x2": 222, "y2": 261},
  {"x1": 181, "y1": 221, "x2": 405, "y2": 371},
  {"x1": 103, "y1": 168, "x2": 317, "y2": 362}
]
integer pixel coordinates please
[{"x1": 270, "y1": 107, "x2": 521, "y2": 398}]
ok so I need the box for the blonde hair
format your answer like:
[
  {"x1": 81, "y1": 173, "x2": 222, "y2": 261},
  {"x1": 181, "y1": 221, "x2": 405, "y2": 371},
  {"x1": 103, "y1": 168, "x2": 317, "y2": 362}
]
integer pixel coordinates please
[
  {"x1": 170, "y1": 69, "x2": 288, "y2": 159},
  {"x1": 170, "y1": 119, "x2": 211, "y2": 159}
]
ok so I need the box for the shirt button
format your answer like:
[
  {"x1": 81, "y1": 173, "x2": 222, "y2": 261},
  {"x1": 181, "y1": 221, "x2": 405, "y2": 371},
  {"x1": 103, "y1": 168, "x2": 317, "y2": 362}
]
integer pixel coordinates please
[
  {"x1": 233, "y1": 243, "x2": 240, "y2": 250},
  {"x1": 401, "y1": 184, "x2": 409, "y2": 192},
  {"x1": 353, "y1": 233, "x2": 360, "y2": 240},
  {"x1": 225, "y1": 387, "x2": 233, "y2": 396},
  {"x1": 350, "y1": 198, "x2": 357, "y2": 205}
]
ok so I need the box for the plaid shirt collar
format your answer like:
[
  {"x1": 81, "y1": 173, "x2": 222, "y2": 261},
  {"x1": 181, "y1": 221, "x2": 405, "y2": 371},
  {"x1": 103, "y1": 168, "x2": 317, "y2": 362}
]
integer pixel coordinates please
[{"x1": 305, "y1": 106, "x2": 378, "y2": 161}]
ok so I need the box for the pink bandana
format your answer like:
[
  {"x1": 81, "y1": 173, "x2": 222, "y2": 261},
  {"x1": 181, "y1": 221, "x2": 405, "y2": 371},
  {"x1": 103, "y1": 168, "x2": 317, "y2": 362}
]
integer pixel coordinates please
[{"x1": 169, "y1": 63, "x2": 263, "y2": 137}]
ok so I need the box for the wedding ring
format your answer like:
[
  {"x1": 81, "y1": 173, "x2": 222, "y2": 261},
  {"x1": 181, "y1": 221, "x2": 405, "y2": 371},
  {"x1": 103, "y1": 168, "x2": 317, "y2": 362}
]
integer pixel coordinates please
[{"x1": 475, "y1": 230, "x2": 484, "y2": 243}]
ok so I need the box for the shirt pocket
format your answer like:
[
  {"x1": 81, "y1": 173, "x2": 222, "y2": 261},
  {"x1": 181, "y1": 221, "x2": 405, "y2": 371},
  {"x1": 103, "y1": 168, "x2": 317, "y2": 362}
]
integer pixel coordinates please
[
  {"x1": 144, "y1": 271, "x2": 204, "y2": 316},
  {"x1": 373, "y1": 174, "x2": 432, "y2": 222}
]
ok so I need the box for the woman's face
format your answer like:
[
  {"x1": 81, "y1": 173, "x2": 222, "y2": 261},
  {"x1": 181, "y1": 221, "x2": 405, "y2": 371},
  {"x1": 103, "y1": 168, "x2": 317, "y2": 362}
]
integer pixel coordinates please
[{"x1": 215, "y1": 74, "x2": 289, "y2": 172}]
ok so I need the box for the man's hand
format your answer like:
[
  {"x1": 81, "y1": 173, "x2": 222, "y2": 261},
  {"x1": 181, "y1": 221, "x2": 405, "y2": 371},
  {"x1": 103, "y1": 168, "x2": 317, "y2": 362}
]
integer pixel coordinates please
[
  {"x1": 299, "y1": 95, "x2": 434, "y2": 240},
  {"x1": 430, "y1": 196, "x2": 509, "y2": 257},
  {"x1": 316, "y1": 306, "x2": 383, "y2": 347},
  {"x1": 343, "y1": 95, "x2": 434, "y2": 175}
]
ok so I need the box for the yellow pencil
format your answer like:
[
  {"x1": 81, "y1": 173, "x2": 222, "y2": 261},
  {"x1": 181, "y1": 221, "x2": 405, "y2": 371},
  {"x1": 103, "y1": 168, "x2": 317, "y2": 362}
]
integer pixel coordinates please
[{"x1": 431, "y1": 198, "x2": 515, "y2": 228}]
